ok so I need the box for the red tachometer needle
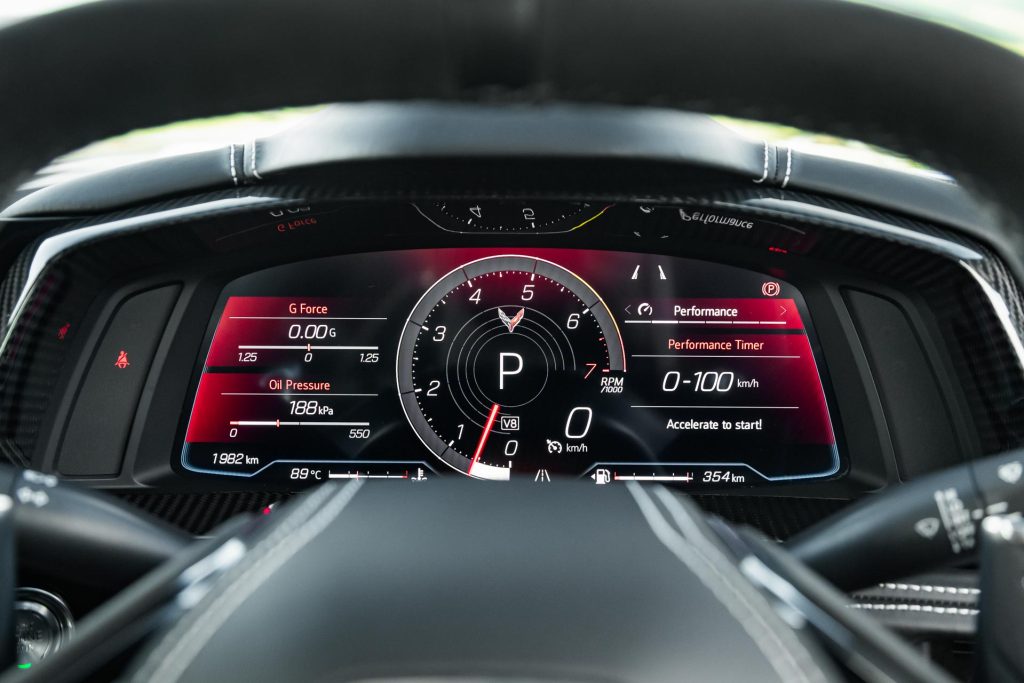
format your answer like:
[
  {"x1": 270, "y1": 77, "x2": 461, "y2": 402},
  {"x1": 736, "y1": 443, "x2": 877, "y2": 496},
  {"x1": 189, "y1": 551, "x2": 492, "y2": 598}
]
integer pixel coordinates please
[{"x1": 469, "y1": 403, "x2": 501, "y2": 475}]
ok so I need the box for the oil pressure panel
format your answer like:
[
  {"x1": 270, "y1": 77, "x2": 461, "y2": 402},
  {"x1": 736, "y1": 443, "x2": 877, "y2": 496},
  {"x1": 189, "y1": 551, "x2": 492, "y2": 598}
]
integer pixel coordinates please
[{"x1": 180, "y1": 248, "x2": 840, "y2": 487}]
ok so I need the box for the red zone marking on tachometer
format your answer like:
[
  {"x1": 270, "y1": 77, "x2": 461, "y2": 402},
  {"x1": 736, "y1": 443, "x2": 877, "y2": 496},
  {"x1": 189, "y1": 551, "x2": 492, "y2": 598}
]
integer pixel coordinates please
[{"x1": 469, "y1": 403, "x2": 501, "y2": 475}]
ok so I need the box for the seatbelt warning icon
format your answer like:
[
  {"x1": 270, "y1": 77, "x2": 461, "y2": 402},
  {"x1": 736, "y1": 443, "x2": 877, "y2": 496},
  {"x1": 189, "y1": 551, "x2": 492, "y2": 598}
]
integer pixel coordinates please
[{"x1": 114, "y1": 350, "x2": 130, "y2": 369}]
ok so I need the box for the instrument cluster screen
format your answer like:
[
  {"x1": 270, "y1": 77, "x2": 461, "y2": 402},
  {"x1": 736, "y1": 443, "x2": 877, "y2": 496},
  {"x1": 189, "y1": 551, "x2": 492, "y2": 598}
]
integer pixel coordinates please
[{"x1": 180, "y1": 248, "x2": 840, "y2": 487}]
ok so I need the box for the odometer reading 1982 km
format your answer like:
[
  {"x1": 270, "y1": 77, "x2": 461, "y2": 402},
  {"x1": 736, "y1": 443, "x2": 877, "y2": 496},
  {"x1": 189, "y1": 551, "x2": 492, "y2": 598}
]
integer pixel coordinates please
[{"x1": 397, "y1": 255, "x2": 626, "y2": 479}]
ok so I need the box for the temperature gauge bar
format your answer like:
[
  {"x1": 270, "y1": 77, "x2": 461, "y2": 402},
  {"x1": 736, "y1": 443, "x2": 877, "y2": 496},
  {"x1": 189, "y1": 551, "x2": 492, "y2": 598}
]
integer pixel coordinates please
[{"x1": 327, "y1": 468, "x2": 431, "y2": 481}]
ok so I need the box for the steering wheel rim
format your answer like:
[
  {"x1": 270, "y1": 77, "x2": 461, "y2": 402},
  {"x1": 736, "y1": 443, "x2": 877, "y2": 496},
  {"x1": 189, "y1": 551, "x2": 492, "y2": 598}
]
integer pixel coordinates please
[
  {"x1": 2, "y1": 0, "x2": 1024, "y2": 275},
  {"x1": 127, "y1": 479, "x2": 844, "y2": 683}
]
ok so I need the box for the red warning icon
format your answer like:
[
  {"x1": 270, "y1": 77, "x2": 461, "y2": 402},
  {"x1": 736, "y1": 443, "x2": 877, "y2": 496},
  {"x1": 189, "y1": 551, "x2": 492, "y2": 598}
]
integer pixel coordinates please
[{"x1": 114, "y1": 350, "x2": 130, "y2": 369}]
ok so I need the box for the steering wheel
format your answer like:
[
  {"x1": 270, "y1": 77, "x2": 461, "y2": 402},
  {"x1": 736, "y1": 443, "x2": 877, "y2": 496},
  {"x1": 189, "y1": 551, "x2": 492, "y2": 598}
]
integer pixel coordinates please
[{"x1": 2, "y1": 1, "x2": 1023, "y2": 681}]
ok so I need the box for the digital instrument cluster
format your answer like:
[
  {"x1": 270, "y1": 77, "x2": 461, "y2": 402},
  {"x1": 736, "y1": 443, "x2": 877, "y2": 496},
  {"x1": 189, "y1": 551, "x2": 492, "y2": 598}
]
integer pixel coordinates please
[{"x1": 180, "y1": 248, "x2": 840, "y2": 487}]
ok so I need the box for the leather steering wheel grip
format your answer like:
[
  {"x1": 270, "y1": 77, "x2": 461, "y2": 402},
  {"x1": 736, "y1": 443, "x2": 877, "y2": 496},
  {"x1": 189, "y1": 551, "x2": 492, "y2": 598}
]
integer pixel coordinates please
[{"x1": 2, "y1": 0, "x2": 1024, "y2": 278}]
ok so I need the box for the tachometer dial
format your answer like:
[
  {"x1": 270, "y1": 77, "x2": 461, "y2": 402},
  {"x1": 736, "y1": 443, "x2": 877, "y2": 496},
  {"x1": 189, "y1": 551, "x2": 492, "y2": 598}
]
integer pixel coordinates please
[{"x1": 397, "y1": 255, "x2": 625, "y2": 479}]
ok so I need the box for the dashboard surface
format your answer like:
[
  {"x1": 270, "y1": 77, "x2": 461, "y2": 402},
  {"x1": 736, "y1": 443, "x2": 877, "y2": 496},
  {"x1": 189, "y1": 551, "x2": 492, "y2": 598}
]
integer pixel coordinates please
[{"x1": 1, "y1": 144, "x2": 1021, "y2": 538}]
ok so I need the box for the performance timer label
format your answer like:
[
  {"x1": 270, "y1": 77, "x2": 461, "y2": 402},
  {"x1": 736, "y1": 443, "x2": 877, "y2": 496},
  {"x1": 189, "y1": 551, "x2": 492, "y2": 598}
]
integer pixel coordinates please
[
  {"x1": 610, "y1": 295, "x2": 837, "y2": 485},
  {"x1": 646, "y1": 332, "x2": 828, "y2": 439}
]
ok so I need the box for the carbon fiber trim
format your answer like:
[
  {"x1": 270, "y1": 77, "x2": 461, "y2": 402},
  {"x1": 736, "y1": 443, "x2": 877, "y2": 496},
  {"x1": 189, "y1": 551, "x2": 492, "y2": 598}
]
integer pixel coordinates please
[
  {"x1": 114, "y1": 491, "x2": 284, "y2": 535},
  {"x1": 113, "y1": 489, "x2": 844, "y2": 538},
  {"x1": 0, "y1": 241, "x2": 34, "y2": 339},
  {"x1": 692, "y1": 495, "x2": 849, "y2": 540}
]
